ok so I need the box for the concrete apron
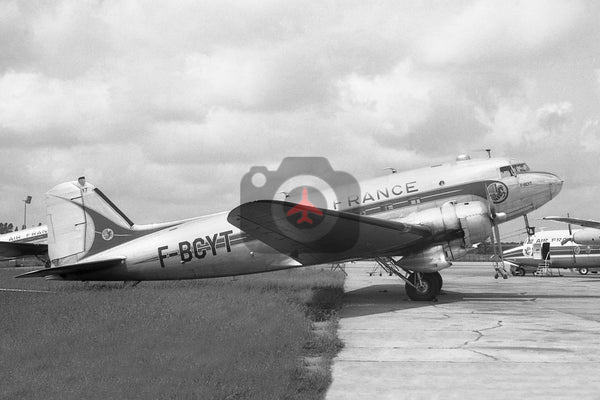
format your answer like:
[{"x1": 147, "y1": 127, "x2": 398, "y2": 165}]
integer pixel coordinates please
[{"x1": 326, "y1": 262, "x2": 600, "y2": 400}]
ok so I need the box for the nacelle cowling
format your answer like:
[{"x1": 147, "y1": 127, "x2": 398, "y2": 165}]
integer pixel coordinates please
[
  {"x1": 573, "y1": 229, "x2": 600, "y2": 245},
  {"x1": 395, "y1": 240, "x2": 469, "y2": 272},
  {"x1": 400, "y1": 201, "x2": 493, "y2": 247},
  {"x1": 395, "y1": 239, "x2": 477, "y2": 272},
  {"x1": 395, "y1": 244, "x2": 451, "y2": 272}
]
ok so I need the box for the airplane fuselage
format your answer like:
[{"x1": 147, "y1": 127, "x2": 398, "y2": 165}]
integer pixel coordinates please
[
  {"x1": 52, "y1": 157, "x2": 562, "y2": 281},
  {"x1": 0, "y1": 226, "x2": 48, "y2": 245},
  {"x1": 504, "y1": 230, "x2": 600, "y2": 269}
]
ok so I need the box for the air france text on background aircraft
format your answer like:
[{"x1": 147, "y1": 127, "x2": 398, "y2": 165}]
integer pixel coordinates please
[
  {"x1": 0, "y1": 225, "x2": 48, "y2": 259},
  {"x1": 17, "y1": 155, "x2": 563, "y2": 301},
  {"x1": 503, "y1": 229, "x2": 600, "y2": 276}
]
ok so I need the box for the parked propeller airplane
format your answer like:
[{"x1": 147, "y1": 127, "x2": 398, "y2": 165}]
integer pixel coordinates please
[
  {"x1": 17, "y1": 156, "x2": 562, "y2": 301},
  {"x1": 503, "y1": 229, "x2": 600, "y2": 275},
  {"x1": 0, "y1": 225, "x2": 48, "y2": 259}
]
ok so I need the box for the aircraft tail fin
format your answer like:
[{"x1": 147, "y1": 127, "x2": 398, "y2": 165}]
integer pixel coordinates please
[{"x1": 45, "y1": 177, "x2": 137, "y2": 266}]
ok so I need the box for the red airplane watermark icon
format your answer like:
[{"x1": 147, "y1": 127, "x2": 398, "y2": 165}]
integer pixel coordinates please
[{"x1": 287, "y1": 187, "x2": 323, "y2": 225}]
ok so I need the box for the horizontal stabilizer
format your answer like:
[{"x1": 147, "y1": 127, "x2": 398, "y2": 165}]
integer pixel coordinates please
[
  {"x1": 543, "y1": 216, "x2": 600, "y2": 229},
  {"x1": 15, "y1": 257, "x2": 126, "y2": 278},
  {"x1": 228, "y1": 200, "x2": 431, "y2": 265},
  {"x1": 0, "y1": 242, "x2": 48, "y2": 258}
]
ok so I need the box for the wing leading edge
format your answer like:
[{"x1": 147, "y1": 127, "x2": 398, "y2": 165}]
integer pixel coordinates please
[
  {"x1": 543, "y1": 216, "x2": 600, "y2": 229},
  {"x1": 227, "y1": 200, "x2": 432, "y2": 265}
]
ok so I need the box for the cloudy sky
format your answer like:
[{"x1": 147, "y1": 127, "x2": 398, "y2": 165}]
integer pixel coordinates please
[{"x1": 1, "y1": 0, "x2": 599, "y2": 240}]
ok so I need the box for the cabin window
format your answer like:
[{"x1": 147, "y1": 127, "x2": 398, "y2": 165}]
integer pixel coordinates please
[
  {"x1": 499, "y1": 166, "x2": 516, "y2": 178},
  {"x1": 512, "y1": 163, "x2": 530, "y2": 174}
]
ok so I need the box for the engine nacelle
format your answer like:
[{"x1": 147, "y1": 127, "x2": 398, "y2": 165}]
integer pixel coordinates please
[
  {"x1": 394, "y1": 202, "x2": 494, "y2": 272},
  {"x1": 400, "y1": 201, "x2": 493, "y2": 247},
  {"x1": 573, "y1": 229, "x2": 600, "y2": 245},
  {"x1": 395, "y1": 239, "x2": 477, "y2": 272},
  {"x1": 395, "y1": 244, "x2": 451, "y2": 272}
]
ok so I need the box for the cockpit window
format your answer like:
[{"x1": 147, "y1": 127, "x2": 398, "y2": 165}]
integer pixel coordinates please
[
  {"x1": 512, "y1": 163, "x2": 530, "y2": 174},
  {"x1": 499, "y1": 166, "x2": 516, "y2": 178}
]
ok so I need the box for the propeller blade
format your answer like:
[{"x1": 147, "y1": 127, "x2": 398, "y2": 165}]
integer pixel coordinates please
[
  {"x1": 485, "y1": 182, "x2": 508, "y2": 278},
  {"x1": 484, "y1": 183, "x2": 496, "y2": 220}
]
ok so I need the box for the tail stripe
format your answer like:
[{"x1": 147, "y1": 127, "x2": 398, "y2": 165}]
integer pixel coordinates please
[{"x1": 94, "y1": 188, "x2": 134, "y2": 227}]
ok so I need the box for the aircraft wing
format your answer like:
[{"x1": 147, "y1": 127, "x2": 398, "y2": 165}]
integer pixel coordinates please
[
  {"x1": 0, "y1": 242, "x2": 48, "y2": 258},
  {"x1": 543, "y1": 216, "x2": 600, "y2": 229},
  {"x1": 15, "y1": 257, "x2": 125, "y2": 278},
  {"x1": 227, "y1": 200, "x2": 432, "y2": 265}
]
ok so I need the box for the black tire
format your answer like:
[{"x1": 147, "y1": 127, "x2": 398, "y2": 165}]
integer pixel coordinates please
[
  {"x1": 516, "y1": 267, "x2": 526, "y2": 276},
  {"x1": 579, "y1": 268, "x2": 589, "y2": 275},
  {"x1": 405, "y1": 273, "x2": 440, "y2": 301},
  {"x1": 431, "y1": 271, "x2": 443, "y2": 290}
]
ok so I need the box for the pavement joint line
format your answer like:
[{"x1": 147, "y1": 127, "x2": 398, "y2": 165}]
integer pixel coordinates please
[
  {"x1": 335, "y1": 360, "x2": 600, "y2": 364},
  {"x1": 0, "y1": 288, "x2": 56, "y2": 293},
  {"x1": 467, "y1": 349, "x2": 499, "y2": 361}
]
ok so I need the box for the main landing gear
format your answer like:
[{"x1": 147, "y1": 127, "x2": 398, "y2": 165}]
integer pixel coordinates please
[
  {"x1": 374, "y1": 257, "x2": 442, "y2": 301},
  {"x1": 406, "y1": 271, "x2": 442, "y2": 301}
]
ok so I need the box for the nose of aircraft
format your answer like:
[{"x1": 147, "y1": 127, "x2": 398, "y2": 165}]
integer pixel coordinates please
[
  {"x1": 516, "y1": 171, "x2": 563, "y2": 213},
  {"x1": 529, "y1": 172, "x2": 563, "y2": 198},
  {"x1": 547, "y1": 173, "x2": 563, "y2": 199}
]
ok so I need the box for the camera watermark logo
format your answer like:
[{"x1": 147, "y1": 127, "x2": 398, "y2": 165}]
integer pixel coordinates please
[
  {"x1": 286, "y1": 187, "x2": 324, "y2": 226},
  {"x1": 239, "y1": 157, "x2": 360, "y2": 258}
]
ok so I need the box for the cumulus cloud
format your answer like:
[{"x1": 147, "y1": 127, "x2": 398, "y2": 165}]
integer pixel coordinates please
[
  {"x1": 419, "y1": 0, "x2": 586, "y2": 66},
  {"x1": 536, "y1": 102, "x2": 573, "y2": 132},
  {"x1": 0, "y1": 71, "x2": 111, "y2": 145},
  {"x1": 475, "y1": 99, "x2": 575, "y2": 149},
  {"x1": 1, "y1": 0, "x2": 600, "y2": 224},
  {"x1": 580, "y1": 119, "x2": 600, "y2": 150},
  {"x1": 336, "y1": 61, "x2": 437, "y2": 138}
]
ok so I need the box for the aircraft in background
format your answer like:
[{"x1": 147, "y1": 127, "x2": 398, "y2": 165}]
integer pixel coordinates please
[
  {"x1": 503, "y1": 229, "x2": 600, "y2": 275},
  {"x1": 17, "y1": 156, "x2": 562, "y2": 301},
  {"x1": 542, "y1": 216, "x2": 600, "y2": 246},
  {"x1": 0, "y1": 225, "x2": 48, "y2": 260}
]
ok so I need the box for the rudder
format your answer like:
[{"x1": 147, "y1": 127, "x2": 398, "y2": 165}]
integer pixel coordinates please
[{"x1": 46, "y1": 177, "x2": 135, "y2": 266}]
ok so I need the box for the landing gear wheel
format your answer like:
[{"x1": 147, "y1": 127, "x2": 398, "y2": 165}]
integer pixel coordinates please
[
  {"x1": 579, "y1": 268, "x2": 589, "y2": 275},
  {"x1": 431, "y1": 271, "x2": 443, "y2": 291},
  {"x1": 405, "y1": 272, "x2": 441, "y2": 301}
]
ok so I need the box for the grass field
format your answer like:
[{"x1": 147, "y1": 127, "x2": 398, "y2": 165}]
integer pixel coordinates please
[{"x1": 0, "y1": 267, "x2": 345, "y2": 400}]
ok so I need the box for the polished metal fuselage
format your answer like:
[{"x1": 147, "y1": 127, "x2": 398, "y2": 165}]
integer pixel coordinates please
[{"x1": 52, "y1": 157, "x2": 563, "y2": 280}]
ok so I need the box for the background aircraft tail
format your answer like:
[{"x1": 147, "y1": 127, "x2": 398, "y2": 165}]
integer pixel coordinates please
[{"x1": 45, "y1": 177, "x2": 138, "y2": 266}]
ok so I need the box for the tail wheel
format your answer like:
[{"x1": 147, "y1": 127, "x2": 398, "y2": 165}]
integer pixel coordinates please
[
  {"x1": 405, "y1": 272, "x2": 441, "y2": 301},
  {"x1": 579, "y1": 268, "x2": 589, "y2": 275}
]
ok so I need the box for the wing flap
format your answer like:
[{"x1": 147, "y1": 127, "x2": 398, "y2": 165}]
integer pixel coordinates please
[
  {"x1": 15, "y1": 257, "x2": 126, "y2": 278},
  {"x1": 0, "y1": 242, "x2": 48, "y2": 258},
  {"x1": 543, "y1": 216, "x2": 600, "y2": 229},
  {"x1": 227, "y1": 200, "x2": 432, "y2": 265}
]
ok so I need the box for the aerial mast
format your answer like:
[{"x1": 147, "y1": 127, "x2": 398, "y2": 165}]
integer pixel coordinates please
[{"x1": 23, "y1": 195, "x2": 32, "y2": 229}]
